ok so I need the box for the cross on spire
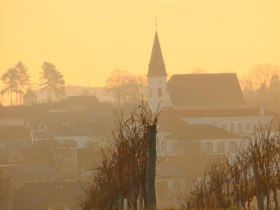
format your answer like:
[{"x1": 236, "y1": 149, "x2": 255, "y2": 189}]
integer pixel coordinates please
[{"x1": 155, "y1": 16, "x2": 157, "y2": 31}]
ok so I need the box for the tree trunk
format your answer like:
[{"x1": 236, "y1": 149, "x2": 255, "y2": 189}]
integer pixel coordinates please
[
  {"x1": 10, "y1": 90, "x2": 13, "y2": 106},
  {"x1": 139, "y1": 154, "x2": 147, "y2": 210},
  {"x1": 117, "y1": 172, "x2": 124, "y2": 210},
  {"x1": 215, "y1": 188, "x2": 223, "y2": 209},
  {"x1": 15, "y1": 92, "x2": 17, "y2": 106},
  {"x1": 129, "y1": 149, "x2": 137, "y2": 210},
  {"x1": 138, "y1": 183, "x2": 144, "y2": 210},
  {"x1": 47, "y1": 88, "x2": 50, "y2": 103},
  {"x1": 50, "y1": 88, "x2": 53, "y2": 103},
  {"x1": 273, "y1": 188, "x2": 279, "y2": 210},
  {"x1": 248, "y1": 200, "x2": 251, "y2": 210},
  {"x1": 266, "y1": 192, "x2": 272, "y2": 210},
  {"x1": 19, "y1": 83, "x2": 22, "y2": 105},
  {"x1": 253, "y1": 157, "x2": 265, "y2": 210},
  {"x1": 145, "y1": 125, "x2": 157, "y2": 210}
]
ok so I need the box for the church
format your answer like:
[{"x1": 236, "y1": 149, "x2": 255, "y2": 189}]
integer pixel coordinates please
[
  {"x1": 146, "y1": 30, "x2": 273, "y2": 140},
  {"x1": 147, "y1": 31, "x2": 244, "y2": 112}
]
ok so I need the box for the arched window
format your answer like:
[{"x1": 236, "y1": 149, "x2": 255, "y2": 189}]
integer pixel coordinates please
[
  {"x1": 158, "y1": 87, "x2": 162, "y2": 97},
  {"x1": 150, "y1": 87, "x2": 152, "y2": 97}
]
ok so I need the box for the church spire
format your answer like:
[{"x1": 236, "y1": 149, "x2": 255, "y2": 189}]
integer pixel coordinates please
[{"x1": 147, "y1": 31, "x2": 167, "y2": 77}]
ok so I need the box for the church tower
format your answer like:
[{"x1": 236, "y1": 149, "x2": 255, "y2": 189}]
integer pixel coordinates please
[{"x1": 147, "y1": 31, "x2": 168, "y2": 112}]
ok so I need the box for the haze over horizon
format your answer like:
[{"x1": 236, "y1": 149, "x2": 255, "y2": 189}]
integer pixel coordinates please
[{"x1": 1, "y1": 0, "x2": 280, "y2": 87}]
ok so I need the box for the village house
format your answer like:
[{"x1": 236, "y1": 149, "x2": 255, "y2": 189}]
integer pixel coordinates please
[
  {"x1": 23, "y1": 89, "x2": 38, "y2": 106},
  {"x1": 0, "y1": 116, "x2": 32, "y2": 164},
  {"x1": 0, "y1": 164, "x2": 56, "y2": 209},
  {"x1": 156, "y1": 154, "x2": 223, "y2": 209},
  {"x1": 13, "y1": 180, "x2": 84, "y2": 210},
  {"x1": 157, "y1": 116, "x2": 246, "y2": 157}
]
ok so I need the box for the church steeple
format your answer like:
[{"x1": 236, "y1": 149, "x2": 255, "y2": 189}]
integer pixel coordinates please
[
  {"x1": 147, "y1": 30, "x2": 169, "y2": 112},
  {"x1": 147, "y1": 32, "x2": 167, "y2": 77}
]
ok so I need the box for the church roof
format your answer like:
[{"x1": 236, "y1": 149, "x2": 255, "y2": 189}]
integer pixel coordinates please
[
  {"x1": 147, "y1": 32, "x2": 167, "y2": 77},
  {"x1": 167, "y1": 73, "x2": 244, "y2": 107}
]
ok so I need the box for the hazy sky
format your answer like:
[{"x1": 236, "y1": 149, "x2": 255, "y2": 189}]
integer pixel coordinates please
[{"x1": 1, "y1": 0, "x2": 280, "y2": 87}]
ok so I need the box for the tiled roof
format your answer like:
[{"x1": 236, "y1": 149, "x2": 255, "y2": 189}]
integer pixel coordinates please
[
  {"x1": 0, "y1": 117, "x2": 26, "y2": 126},
  {"x1": 33, "y1": 128, "x2": 92, "y2": 138},
  {"x1": 0, "y1": 127, "x2": 31, "y2": 139},
  {"x1": 167, "y1": 124, "x2": 241, "y2": 140},
  {"x1": 0, "y1": 164, "x2": 55, "y2": 176},
  {"x1": 161, "y1": 107, "x2": 272, "y2": 118},
  {"x1": 167, "y1": 73, "x2": 244, "y2": 107},
  {"x1": 24, "y1": 89, "x2": 37, "y2": 98},
  {"x1": 158, "y1": 115, "x2": 241, "y2": 140},
  {"x1": 61, "y1": 95, "x2": 98, "y2": 106},
  {"x1": 14, "y1": 181, "x2": 84, "y2": 210}
]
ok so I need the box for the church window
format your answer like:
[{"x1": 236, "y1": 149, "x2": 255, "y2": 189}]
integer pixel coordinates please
[
  {"x1": 158, "y1": 88, "x2": 162, "y2": 97},
  {"x1": 218, "y1": 142, "x2": 225, "y2": 153},
  {"x1": 194, "y1": 143, "x2": 201, "y2": 153},
  {"x1": 206, "y1": 142, "x2": 213, "y2": 153},
  {"x1": 150, "y1": 87, "x2": 152, "y2": 97},
  {"x1": 246, "y1": 123, "x2": 250, "y2": 130},
  {"x1": 231, "y1": 124, "x2": 235, "y2": 133},
  {"x1": 238, "y1": 124, "x2": 242, "y2": 133}
]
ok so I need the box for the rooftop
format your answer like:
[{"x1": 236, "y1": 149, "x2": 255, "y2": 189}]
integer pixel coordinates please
[
  {"x1": 0, "y1": 164, "x2": 55, "y2": 176},
  {"x1": 14, "y1": 181, "x2": 84, "y2": 210},
  {"x1": 167, "y1": 73, "x2": 244, "y2": 107}
]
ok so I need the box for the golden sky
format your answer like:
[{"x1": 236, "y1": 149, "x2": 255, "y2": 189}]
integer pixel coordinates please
[{"x1": 1, "y1": 0, "x2": 280, "y2": 86}]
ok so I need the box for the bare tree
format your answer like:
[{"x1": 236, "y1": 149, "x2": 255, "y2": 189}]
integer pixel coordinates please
[
  {"x1": 80, "y1": 102, "x2": 159, "y2": 210},
  {"x1": 240, "y1": 63, "x2": 280, "y2": 110},
  {"x1": 182, "y1": 122, "x2": 280, "y2": 210},
  {"x1": 106, "y1": 70, "x2": 147, "y2": 107}
]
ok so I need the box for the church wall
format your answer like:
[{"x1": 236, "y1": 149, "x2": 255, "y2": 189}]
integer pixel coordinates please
[{"x1": 148, "y1": 76, "x2": 169, "y2": 112}]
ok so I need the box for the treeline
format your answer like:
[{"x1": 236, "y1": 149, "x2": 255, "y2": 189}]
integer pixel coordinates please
[
  {"x1": 80, "y1": 103, "x2": 158, "y2": 210},
  {"x1": 241, "y1": 63, "x2": 280, "y2": 113},
  {"x1": 181, "y1": 126, "x2": 280, "y2": 210},
  {"x1": 2, "y1": 61, "x2": 65, "y2": 105},
  {"x1": 106, "y1": 69, "x2": 146, "y2": 107}
]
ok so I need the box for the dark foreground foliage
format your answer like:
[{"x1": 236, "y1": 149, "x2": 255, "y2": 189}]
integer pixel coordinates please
[{"x1": 80, "y1": 102, "x2": 159, "y2": 210}]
